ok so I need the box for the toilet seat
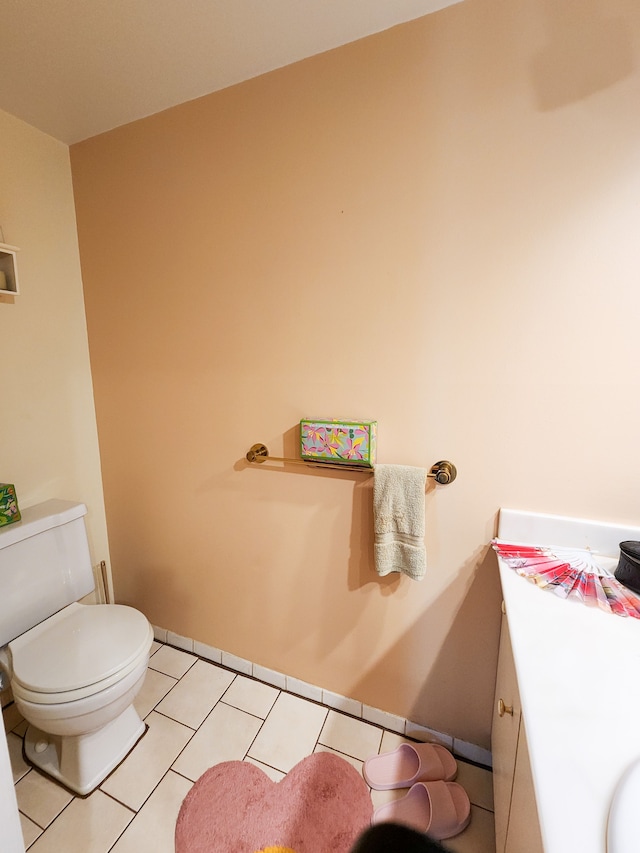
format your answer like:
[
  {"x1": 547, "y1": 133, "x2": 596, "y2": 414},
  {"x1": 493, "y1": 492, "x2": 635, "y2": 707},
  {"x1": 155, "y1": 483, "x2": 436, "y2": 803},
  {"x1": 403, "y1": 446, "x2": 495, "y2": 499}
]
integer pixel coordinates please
[{"x1": 9, "y1": 602, "x2": 153, "y2": 705}]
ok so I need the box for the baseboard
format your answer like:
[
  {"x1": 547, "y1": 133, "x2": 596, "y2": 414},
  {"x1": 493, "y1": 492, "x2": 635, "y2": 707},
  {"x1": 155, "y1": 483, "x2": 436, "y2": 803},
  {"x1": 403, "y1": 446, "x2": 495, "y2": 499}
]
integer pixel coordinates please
[{"x1": 153, "y1": 625, "x2": 492, "y2": 769}]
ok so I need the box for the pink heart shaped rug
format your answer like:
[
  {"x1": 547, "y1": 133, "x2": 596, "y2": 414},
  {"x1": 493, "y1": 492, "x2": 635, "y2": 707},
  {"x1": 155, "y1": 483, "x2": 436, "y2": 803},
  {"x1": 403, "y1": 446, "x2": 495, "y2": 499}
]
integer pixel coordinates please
[{"x1": 175, "y1": 752, "x2": 373, "y2": 853}]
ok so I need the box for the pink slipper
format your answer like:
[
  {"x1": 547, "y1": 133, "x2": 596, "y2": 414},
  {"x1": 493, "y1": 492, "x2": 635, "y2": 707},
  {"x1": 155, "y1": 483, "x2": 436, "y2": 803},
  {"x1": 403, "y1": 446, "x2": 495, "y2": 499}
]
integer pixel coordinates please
[
  {"x1": 363, "y1": 742, "x2": 457, "y2": 790},
  {"x1": 372, "y1": 780, "x2": 471, "y2": 841}
]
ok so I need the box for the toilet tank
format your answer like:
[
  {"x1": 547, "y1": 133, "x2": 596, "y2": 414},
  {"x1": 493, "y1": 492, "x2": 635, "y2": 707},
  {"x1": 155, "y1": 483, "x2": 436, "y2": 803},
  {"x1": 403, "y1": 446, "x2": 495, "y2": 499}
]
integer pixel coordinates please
[{"x1": 0, "y1": 499, "x2": 95, "y2": 648}]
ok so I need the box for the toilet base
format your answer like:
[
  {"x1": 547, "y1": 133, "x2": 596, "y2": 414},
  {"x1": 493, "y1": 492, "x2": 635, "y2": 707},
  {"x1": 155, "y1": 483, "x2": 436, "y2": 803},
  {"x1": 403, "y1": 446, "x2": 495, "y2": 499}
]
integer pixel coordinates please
[{"x1": 24, "y1": 704, "x2": 146, "y2": 796}]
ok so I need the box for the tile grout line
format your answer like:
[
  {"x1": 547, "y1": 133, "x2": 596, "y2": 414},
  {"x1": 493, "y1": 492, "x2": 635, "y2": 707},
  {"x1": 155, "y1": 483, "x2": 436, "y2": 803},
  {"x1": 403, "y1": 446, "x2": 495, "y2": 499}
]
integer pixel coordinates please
[
  {"x1": 18, "y1": 798, "x2": 46, "y2": 833},
  {"x1": 105, "y1": 657, "x2": 221, "y2": 851},
  {"x1": 102, "y1": 792, "x2": 138, "y2": 853},
  {"x1": 241, "y1": 689, "x2": 304, "y2": 772},
  {"x1": 26, "y1": 788, "x2": 77, "y2": 844}
]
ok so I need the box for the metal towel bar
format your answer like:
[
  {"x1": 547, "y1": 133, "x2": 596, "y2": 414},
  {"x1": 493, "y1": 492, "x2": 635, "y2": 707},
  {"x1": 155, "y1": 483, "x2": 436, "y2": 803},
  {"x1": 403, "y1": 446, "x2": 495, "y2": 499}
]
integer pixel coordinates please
[{"x1": 245, "y1": 444, "x2": 457, "y2": 484}]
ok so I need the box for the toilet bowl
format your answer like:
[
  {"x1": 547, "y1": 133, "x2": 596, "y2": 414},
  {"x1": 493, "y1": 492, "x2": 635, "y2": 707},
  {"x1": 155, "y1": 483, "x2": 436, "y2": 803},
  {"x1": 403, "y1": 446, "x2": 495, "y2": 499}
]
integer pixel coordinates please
[
  {"x1": 7, "y1": 601, "x2": 154, "y2": 795},
  {"x1": 0, "y1": 500, "x2": 154, "y2": 795}
]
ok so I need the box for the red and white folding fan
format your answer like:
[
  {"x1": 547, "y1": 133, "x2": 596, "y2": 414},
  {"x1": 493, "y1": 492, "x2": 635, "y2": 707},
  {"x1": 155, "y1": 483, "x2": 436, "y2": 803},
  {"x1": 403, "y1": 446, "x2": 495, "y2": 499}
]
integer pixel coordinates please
[{"x1": 492, "y1": 540, "x2": 640, "y2": 619}]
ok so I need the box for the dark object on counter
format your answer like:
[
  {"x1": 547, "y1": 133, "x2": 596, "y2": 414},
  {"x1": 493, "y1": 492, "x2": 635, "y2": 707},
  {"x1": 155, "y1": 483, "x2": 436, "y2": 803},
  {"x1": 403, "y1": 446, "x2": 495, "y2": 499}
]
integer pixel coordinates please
[{"x1": 614, "y1": 542, "x2": 640, "y2": 594}]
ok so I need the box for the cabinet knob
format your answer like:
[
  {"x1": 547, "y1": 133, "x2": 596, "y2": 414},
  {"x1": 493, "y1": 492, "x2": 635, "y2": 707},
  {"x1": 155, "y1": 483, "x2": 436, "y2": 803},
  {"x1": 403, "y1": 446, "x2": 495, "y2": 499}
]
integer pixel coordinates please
[{"x1": 498, "y1": 698, "x2": 514, "y2": 717}]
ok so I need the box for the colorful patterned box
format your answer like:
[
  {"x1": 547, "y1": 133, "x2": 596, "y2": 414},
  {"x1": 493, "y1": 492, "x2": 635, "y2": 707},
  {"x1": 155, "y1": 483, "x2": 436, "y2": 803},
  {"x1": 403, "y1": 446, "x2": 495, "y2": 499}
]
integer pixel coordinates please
[
  {"x1": 300, "y1": 419, "x2": 377, "y2": 467},
  {"x1": 0, "y1": 483, "x2": 21, "y2": 527}
]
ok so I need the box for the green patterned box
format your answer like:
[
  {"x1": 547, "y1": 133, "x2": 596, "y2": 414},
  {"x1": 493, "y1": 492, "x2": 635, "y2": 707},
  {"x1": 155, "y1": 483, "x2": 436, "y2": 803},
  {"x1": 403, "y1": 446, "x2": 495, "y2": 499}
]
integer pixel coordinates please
[
  {"x1": 0, "y1": 483, "x2": 21, "y2": 527},
  {"x1": 300, "y1": 419, "x2": 377, "y2": 467}
]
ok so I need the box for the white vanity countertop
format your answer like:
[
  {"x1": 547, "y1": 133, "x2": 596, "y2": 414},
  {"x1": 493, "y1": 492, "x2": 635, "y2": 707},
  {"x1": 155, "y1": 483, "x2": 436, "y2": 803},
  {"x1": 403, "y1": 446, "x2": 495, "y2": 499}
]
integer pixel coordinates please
[{"x1": 497, "y1": 509, "x2": 640, "y2": 853}]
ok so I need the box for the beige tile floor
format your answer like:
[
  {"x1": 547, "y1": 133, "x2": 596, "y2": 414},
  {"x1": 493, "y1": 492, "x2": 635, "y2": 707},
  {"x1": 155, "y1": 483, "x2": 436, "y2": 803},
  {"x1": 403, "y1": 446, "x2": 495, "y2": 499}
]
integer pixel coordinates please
[{"x1": 4, "y1": 642, "x2": 496, "y2": 852}]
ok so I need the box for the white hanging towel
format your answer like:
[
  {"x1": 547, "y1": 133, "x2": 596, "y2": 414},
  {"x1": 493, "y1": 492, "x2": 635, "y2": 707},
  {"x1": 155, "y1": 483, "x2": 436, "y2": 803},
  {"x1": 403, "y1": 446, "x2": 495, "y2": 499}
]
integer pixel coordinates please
[{"x1": 373, "y1": 464, "x2": 427, "y2": 580}]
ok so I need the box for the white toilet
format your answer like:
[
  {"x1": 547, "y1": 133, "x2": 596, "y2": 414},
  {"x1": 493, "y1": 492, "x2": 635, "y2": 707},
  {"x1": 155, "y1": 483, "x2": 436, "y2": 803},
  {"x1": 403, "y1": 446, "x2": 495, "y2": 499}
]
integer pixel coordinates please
[{"x1": 0, "y1": 499, "x2": 153, "y2": 795}]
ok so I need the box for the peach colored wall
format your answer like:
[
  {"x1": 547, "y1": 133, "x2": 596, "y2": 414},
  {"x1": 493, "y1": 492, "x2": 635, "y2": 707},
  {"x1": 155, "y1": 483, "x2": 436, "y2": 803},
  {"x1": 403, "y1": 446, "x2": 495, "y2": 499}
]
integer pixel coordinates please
[
  {"x1": 71, "y1": 0, "x2": 640, "y2": 749},
  {"x1": 0, "y1": 108, "x2": 111, "y2": 599}
]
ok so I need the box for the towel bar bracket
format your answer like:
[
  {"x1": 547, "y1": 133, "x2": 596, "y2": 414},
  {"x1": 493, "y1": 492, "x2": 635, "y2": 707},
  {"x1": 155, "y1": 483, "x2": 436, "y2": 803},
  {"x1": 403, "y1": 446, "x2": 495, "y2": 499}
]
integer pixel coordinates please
[
  {"x1": 246, "y1": 444, "x2": 457, "y2": 483},
  {"x1": 246, "y1": 443, "x2": 272, "y2": 463},
  {"x1": 430, "y1": 460, "x2": 457, "y2": 485}
]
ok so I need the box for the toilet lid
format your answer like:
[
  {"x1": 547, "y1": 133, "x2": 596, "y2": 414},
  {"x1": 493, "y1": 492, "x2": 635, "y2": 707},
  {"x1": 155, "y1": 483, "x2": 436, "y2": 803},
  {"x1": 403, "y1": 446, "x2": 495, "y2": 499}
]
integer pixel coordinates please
[{"x1": 10, "y1": 602, "x2": 152, "y2": 694}]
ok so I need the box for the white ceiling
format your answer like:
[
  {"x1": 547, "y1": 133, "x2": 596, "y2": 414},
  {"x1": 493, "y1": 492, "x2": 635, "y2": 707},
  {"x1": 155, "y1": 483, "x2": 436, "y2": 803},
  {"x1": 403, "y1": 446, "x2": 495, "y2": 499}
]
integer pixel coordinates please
[{"x1": 0, "y1": 0, "x2": 461, "y2": 145}]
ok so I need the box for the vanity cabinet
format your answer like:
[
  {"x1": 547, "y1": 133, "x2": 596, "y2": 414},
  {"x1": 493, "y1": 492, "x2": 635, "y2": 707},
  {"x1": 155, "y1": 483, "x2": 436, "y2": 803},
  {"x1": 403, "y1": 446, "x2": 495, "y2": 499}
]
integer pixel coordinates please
[{"x1": 492, "y1": 610, "x2": 544, "y2": 853}]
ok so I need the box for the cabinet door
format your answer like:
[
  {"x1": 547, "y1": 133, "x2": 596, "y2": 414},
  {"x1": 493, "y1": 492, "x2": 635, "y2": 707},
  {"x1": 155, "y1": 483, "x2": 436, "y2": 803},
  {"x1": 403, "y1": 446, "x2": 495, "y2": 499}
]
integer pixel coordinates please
[
  {"x1": 505, "y1": 720, "x2": 544, "y2": 853},
  {"x1": 492, "y1": 612, "x2": 522, "y2": 853}
]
